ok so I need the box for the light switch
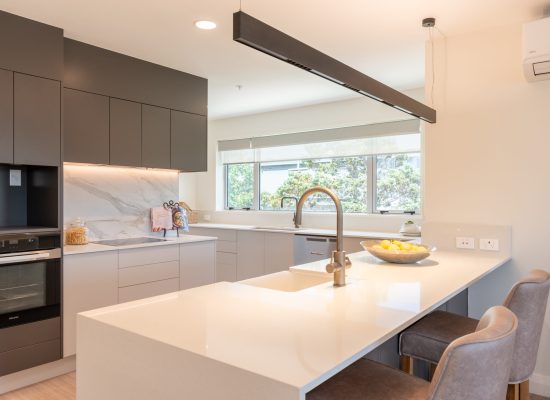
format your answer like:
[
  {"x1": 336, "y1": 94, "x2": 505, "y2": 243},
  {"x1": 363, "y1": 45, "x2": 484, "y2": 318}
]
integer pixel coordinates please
[{"x1": 9, "y1": 169, "x2": 21, "y2": 187}]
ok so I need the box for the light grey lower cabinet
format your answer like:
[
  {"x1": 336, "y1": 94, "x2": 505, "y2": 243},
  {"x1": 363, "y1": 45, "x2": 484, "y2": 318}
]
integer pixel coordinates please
[
  {"x1": 13, "y1": 73, "x2": 61, "y2": 166},
  {"x1": 236, "y1": 231, "x2": 265, "y2": 280},
  {"x1": 179, "y1": 241, "x2": 216, "y2": 290},
  {"x1": 63, "y1": 251, "x2": 118, "y2": 357},
  {"x1": 0, "y1": 69, "x2": 13, "y2": 164},
  {"x1": 63, "y1": 242, "x2": 216, "y2": 357}
]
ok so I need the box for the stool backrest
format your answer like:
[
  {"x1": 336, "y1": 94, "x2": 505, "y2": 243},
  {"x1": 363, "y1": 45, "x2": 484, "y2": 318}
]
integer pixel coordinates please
[
  {"x1": 427, "y1": 306, "x2": 517, "y2": 400},
  {"x1": 503, "y1": 269, "x2": 550, "y2": 382}
]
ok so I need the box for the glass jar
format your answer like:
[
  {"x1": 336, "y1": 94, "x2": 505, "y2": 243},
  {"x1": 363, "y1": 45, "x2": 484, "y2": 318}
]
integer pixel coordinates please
[{"x1": 65, "y1": 218, "x2": 89, "y2": 245}]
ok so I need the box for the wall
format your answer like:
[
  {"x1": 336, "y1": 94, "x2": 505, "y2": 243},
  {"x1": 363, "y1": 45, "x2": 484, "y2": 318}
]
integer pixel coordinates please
[
  {"x1": 182, "y1": 88, "x2": 425, "y2": 232},
  {"x1": 64, "y1": 164, "x2": 179, "y2": 239},
  {"x1": 424, "y1": 24, "x2": 550, "y2": 395}
]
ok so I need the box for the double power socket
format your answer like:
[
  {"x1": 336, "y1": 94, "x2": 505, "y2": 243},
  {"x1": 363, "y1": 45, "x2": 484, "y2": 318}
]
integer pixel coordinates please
[{"x1": 456, "y1": 237, "x2": 499, "y2": 251}]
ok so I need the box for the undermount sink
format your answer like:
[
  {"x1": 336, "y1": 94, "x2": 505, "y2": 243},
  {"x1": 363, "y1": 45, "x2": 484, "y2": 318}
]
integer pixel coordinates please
[
  {"x1": 252, "y1": 226, "x2": 305, "y2": 232},
  {"x1": 239, "y1": 271, "x2": 331, "y2": 292}
]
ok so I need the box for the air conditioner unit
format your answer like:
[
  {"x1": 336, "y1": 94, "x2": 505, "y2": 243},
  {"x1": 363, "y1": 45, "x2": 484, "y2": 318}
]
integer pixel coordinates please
[{"x1": 523, "y1": 16, "x2": 550, "y2": 82}]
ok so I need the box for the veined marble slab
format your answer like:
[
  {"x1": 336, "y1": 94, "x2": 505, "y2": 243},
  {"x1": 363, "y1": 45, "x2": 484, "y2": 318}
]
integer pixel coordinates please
[{"x1": 64, "y1": 165, "x2": 179, "y2": 239}]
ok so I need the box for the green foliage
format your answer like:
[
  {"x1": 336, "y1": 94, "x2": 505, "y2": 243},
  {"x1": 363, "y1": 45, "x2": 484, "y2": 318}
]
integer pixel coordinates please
[
  {"x1": 226, "y1": 163, "x2": 254, "y2": 209},
  {"x1": 227, "y1": 153, "x2": 421, "y2": 213}
]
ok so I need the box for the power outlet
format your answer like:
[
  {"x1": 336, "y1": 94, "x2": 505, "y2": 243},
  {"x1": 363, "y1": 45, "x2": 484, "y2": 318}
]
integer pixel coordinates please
[
  {"x1": 456, "y1": 237, "x2": 475, "y2": 249},
  {"x1": 480, "y1": 238, "x2": 499, "y2": 251},
  {"x1": 203, "y1": 214, "x2": 211, "y2": 221}
]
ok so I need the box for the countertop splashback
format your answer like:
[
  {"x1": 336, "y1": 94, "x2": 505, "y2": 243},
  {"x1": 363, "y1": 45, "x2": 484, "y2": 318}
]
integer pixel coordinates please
[{"x1": 64, "y1": 164, "x2": 179, "y2": 239}]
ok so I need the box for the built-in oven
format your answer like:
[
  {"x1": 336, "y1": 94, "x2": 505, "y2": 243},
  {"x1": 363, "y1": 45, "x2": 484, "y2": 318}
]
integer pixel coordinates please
[{"x1": 0, "y1": 232, "x2": 61, "y2": 377}]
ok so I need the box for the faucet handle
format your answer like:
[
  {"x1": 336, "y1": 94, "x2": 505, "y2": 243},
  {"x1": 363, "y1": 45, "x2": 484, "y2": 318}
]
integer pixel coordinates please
[
  {"x1": 345, "y1": 256, "x2": 352, "y2": 269},
  {"x1": 326, "y1": 262, "x2": 341, "y2": 274}
]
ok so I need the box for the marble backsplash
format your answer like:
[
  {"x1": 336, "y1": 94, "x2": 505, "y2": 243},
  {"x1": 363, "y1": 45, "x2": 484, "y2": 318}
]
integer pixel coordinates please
[{"x1": 64, "y1": 164, "x2": 179, "y2": 240}]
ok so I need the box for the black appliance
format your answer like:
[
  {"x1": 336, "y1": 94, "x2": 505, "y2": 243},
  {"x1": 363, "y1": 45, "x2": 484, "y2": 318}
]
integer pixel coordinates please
[{"x1": 0, "y1": 232, "x2": 61, "y2": 376}]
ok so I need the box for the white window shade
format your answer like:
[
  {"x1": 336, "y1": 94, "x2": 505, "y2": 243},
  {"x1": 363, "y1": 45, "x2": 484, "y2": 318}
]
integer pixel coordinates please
[{"x1": 219, "y1": 119, "x2": 421, "y2": 164}]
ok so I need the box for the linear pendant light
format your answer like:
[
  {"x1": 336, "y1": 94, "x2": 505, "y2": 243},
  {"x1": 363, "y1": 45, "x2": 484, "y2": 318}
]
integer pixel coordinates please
[{"x1": 233, "y1": 11, "x2": 436, "y2": 123}]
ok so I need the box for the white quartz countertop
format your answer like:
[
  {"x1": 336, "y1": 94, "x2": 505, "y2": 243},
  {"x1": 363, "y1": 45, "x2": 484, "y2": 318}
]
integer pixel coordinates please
[
  {"x1": 79, "y1": 249, "x2": 509, "y2": 397},
  {"x1": 190, "y1": 222, "x2": 414, "y2": 239},
  {"x1": 64, "y1": 234, "x2": 217, "y2": 255}
]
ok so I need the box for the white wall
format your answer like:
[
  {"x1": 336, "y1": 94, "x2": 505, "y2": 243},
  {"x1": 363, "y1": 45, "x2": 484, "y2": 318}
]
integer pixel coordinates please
[
  {"x1": 425, "y1": 24, "x2": 550, "y2": 395},
  {"x1": 180, "y1": 88, "x2": 425, "y2": 232}
]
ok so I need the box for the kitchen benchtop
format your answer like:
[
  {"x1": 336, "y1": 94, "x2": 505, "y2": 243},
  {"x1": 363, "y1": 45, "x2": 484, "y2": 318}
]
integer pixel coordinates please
[
  {"x1": 189, "y1": 222, "x2": 414, "y2": 240},
  {"x1": 77, "y1": 249, "x2": 509, "y2": 400},
  {"x1": 64, "y1": 234, "x2": 217, "y2": 256}
]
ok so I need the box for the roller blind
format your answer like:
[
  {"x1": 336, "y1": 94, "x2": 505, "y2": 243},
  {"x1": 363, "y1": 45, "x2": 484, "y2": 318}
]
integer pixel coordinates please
[{"x1": 219, "y1": 119, "x2": 421, "y2": 164}]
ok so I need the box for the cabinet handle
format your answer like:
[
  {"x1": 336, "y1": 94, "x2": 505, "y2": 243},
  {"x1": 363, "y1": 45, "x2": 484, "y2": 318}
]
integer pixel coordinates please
[{"x1": 310, "y1": 251, "x2": 325, "y2": 255}]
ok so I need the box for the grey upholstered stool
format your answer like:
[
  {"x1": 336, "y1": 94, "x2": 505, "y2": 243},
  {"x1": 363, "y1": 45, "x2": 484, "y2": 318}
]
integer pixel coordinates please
[
  {"x1": 307, "y1": 306, "x2": 517, "y2": 400},
  {"x1": 399, "y1": 269, "x2": 550, "y2": 400}
]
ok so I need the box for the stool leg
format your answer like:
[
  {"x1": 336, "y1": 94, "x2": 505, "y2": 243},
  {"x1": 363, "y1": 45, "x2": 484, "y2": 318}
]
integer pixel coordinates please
[
  {"x1": 519, "y1": 380, "x2": 530, "y2": 400},
  {"x1": 399, "y1": 355, "x2": 413, "y2": 374},
  {"x1": 428, "y1": 363, "x2": 437, "y2": 381},
  {"x1": 506, "y1": 384, "x2": 518, "y2": 400}
]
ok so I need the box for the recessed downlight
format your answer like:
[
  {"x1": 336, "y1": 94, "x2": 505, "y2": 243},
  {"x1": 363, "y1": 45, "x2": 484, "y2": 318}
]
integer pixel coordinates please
[{"x1": 195, "y1": 20, "x2": 217, "y2": 30}]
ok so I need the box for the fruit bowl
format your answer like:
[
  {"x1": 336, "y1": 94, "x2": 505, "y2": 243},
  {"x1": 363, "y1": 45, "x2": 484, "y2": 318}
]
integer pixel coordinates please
[{"x1": 361, "y1": 240, "x2": 432, "y2": 264}]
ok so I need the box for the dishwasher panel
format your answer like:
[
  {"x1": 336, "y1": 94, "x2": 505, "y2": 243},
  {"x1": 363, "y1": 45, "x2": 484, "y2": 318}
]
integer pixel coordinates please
[{"x1": 293, "y1": 235, "x2": 337, "y2": 265}]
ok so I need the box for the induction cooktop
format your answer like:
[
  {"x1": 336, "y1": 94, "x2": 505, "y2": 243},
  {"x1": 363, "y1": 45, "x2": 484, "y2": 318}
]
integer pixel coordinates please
[{"x1": 93, "y1": 237, "x2": 168, "y2": 247}]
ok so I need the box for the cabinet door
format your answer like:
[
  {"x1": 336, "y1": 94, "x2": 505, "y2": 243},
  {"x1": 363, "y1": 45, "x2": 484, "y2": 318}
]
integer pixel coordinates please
[
  {"x1": 110, "y1": 98, "x2": 141, "y2": 167},
  {"x1": 13, "y1": 73, "x2": 60, "y2": 166},
  {"x1": 180, "y1": 241, "x2": 216, "y2": 290},
  {"x1": 64, "y1": 88, "x2": 109, "y2": 164},
  {"x1": 237, "y1": 231, "x2": 265, "y2": 280},
  {"x1": 264, "y1": 232, "x2": 294, "y2": 274},
  {"x1": 0, "y1": 69, "x2": 13, "y2": 164},
  {"x1": 142, "y1": 105, "x2": 170, "y2": 169},
  {"x1": 170, "y1": 110, "x2": 207, "y2": 172},
  {"x1": 63, "y1": 252, "x2": 118, "y2": 357}
]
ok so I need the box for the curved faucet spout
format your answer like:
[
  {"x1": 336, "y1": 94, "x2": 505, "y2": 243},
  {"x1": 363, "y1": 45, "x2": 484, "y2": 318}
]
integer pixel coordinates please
[{"x1": 295, "y1": 186, "x2": 350, "y2": 286}]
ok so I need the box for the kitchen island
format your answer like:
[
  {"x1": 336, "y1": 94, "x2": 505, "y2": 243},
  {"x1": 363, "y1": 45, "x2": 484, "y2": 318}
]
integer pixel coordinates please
[{"x1": 76, "y1": 249, "x2": 510, "y2": 400}]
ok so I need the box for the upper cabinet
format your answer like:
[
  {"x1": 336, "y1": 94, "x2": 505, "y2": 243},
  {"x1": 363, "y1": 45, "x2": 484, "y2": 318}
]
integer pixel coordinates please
[
  {"x1": 142, "y1": 105, "x2": 171, "y2": 169},
  {"x1": 13, "y1": 73, "x2": 61, "y2": 166},
  {"x1": 64, "y1": 88, "x2": 110, "y2": 165},
  {"x1": 0, "y1": 10, "x2": 63, "y2": 167},
  {"x1": 0, "y1": 11, "x2": 63, "y2": 81},
  {"x1": 171, "y1": 111, "x2": 208, "y2": 172},
  {"x1": 63, "y1": 39, "x2": 208, "y2": 171},
  {"x1": 110, "y1": 98, "x2": 142, "y2": 167},
  {"x1": 0, "y1": 69, "x2": 13, "y2": 164}
]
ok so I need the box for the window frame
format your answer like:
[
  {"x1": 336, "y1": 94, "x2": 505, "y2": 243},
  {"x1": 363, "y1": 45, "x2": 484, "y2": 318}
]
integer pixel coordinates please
[{"x1": 223, "y1": 152, "x2": 421, "y2": 214}]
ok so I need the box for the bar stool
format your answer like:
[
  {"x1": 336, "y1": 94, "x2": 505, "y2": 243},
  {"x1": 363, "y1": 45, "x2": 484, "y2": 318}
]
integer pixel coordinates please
[
  {"x1": 399, "y1": 269, "x2": 550, "y2": 400},
  {"x1": 307, "y1": 306, "x2": 517, "y2": 400}
]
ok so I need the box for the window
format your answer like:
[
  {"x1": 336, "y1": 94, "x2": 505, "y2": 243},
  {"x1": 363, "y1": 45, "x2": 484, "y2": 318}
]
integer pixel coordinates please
[{"x1": 219, "y1": 120, "x2": 422, "y2": 214}]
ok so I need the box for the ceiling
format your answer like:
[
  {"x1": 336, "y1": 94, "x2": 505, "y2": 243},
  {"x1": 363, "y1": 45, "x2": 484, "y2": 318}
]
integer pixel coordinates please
[{"x1": 0, "y1": 0, "x2": 547, "y2": 119}]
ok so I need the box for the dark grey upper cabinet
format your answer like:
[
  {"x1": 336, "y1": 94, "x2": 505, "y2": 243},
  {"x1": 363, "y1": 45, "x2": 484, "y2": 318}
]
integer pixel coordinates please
[
  {"x1": 171, "y1": 111, "x2": 207, "y2": 172},
  {"x1": 13, "y1": 73, "x2": 61, "y2": 166},
  {"x1": 110, "y1": 98, "x2": 142, "y2": 167},
  {"x1": 0, "y1": 11, "x2": 63, "y2": 81},
  {"x1": 64, "y1": 88, "x2": 109, "y2": 165},
  {"x1": 0, "y1": 69, "x2": 13, "y2": 164},
  {"x1": 64, "y1": 39, "x2": 207, "y2": 116},
  {"x1": 142, "y1": 105, "x2": 170, "y2": 169}
]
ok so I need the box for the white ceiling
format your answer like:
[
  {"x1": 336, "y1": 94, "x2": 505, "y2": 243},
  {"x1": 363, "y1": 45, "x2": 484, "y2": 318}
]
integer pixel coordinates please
[{"x1": 0, "y1": 0, "x2": 547, "y2": 119}]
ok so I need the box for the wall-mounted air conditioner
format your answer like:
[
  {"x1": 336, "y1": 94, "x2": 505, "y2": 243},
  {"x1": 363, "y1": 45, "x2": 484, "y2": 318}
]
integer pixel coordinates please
[{"x1": 523, "y1": 16, "x2": 550, "y2": 82}]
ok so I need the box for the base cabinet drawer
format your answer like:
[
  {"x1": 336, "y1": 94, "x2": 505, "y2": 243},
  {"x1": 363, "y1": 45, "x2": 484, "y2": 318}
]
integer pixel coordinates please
[
  {"x1": 118, "y1": 278, "x2": 179, "y2": 303},
  {"x1": 118, "y1": 261, "x2": 179, "y2": 287},
  {"x1": 0, "y1": 339, "x2": 60, "y2": 377},
  {"x1": 189, "y1": 227, "x2": 236, "y2": 242},
  {"x1": 119, "y1": 245, "x2": 179, "y2": 268}
]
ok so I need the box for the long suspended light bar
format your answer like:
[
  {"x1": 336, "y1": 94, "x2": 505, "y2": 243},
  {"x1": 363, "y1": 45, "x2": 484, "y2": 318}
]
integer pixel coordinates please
[{"x1": 233, "y1": 11, "x2": 436, "y2": 123}]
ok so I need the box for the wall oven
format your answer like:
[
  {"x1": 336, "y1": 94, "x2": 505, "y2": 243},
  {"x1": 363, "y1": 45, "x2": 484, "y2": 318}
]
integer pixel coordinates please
[{"x1": 0, "y1": 232, "x2": 61, "y2": 377}]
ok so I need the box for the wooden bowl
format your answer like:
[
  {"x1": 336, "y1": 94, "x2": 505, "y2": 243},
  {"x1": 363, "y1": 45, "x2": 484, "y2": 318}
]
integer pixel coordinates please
[{"x1": 360, "y1": 241, "x2": 432, "y2": 264}]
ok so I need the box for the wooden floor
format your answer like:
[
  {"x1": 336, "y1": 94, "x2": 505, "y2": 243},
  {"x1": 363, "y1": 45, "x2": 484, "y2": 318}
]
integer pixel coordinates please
[{"x1": 0, "y1": 372, "x2": 548, "y2": 400}]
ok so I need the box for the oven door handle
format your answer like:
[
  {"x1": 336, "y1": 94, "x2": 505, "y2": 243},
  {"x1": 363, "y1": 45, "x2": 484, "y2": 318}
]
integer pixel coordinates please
[{"x1": 0, "y1": 252, "x2": 52, "y2": 265}]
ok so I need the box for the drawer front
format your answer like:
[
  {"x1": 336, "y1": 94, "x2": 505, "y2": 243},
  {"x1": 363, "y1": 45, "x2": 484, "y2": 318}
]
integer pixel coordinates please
[
  {"x1": 189, "y1": 227, "x2": 236, "y2": 242},
  {"x1": 118, "y1": 261, "x2": 179, "y2": 287},
  {"x1": 216, "y1": 240, "x2": 237, "y2": 253},
  {"x1": 0, "y1": 339, "x2": 60, "y2": 377},
  {"x1": 217, "y1": 251, "x2": 237, "y2": 266},
  {"x1": 216, "y1": 262, "x2": 237, "y2": 282},
  {"x1": 0, "y1": 317, "x2": 60, "y2": 353},
  {"x1": 118, "y1": 278, "x2": 179, "y2": 303},
  {"x1": 118, "y1": 245, "x2": 179, "y2": 268}
]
